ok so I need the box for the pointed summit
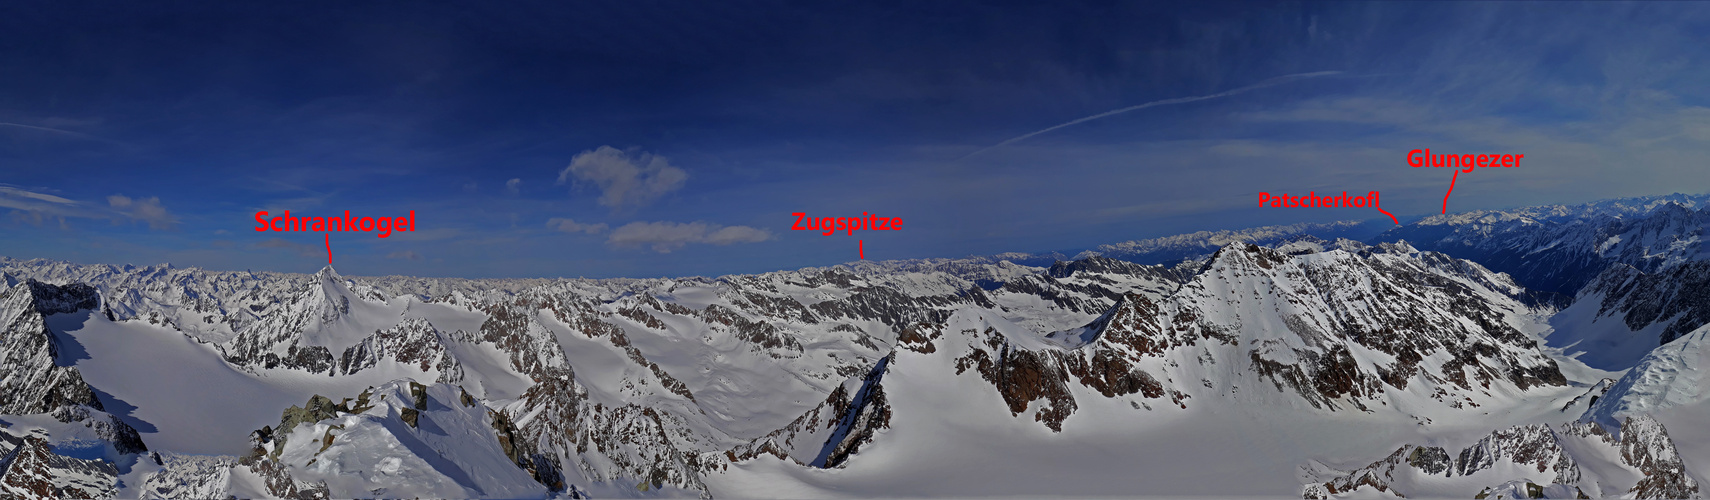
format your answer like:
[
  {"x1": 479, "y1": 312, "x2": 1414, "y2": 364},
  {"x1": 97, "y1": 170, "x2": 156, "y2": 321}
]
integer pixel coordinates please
[{"x1": 309, "y1": 265, "x2": 354, "y2": 324}]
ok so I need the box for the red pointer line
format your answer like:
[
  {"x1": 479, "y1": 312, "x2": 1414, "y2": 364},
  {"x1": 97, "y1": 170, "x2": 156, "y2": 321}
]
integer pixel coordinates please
[
  {"x1": 859, "y1": 240, "x2": 864, "y2": 259},
  {"x1": 325, "y1": 234, "x2": 332, "y2": 264},
  {"x1": 1442, "y1": 170, "x2": 1460, "y2": 214},
  {"x1": 1377, "y1": 207, "x2": 1400, "y2": 225}
]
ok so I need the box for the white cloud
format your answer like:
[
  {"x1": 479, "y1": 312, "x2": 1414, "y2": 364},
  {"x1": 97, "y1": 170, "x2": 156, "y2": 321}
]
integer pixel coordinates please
[
  {"x1": 505, "y1": 178, "x2": 522, "y2": 195},
  {"x1": 108, "y1": 195, "x2": 179, "y2": 229},
  {"x1": 607, "y1": 221, "x2": 771, "y2": 253},
  {"x1": 546, "y1": 217, "x2": 609, "y2": 235},
  {"x1": 704, "y1": 225, "x2": 773, "y2": 245},
  {"x1": 557, "y1": 146, "x2": 688, "y2": 209}
]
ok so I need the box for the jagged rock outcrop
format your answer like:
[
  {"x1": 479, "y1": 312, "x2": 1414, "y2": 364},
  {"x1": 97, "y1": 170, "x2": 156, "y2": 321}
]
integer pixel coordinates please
[
  {"x1": 0, "y1": 280, "x2": 146, "y2": 455},
  {"x1": 141, "y1": 452, "x2": 238, "y2": 499},
  {"x1": 896, "y1": 242, "x2": 1568, "y2": 433},
  {"x1": 0, "y1": 430, "x2": 119, "y2": 499},
  {"x1": 1301, "y1": 417, "x2": 1698, "y2": 499},
  {"x1": 245, "y1": 381, "x2": 546, "y2": 498},
  {"x1": 0, "y1": 280, "x2": 103, "y2": 415},
  {"x1": 1582, "y1": 261, "x2": 1710, "y2": 346},
  {"x1": 1620, "y1": 415, "x2": 1701, "y2": 499},
  {"x1": 726, "y1": 355, "x2": 894, "y2": 468},
  {"x1": 499, "y1": 367, "x2": 713, "y2": 497}
]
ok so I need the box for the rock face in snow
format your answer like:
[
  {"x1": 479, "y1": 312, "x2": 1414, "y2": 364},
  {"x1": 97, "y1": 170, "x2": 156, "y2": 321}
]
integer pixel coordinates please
[
  {"x1": 240, "y1": 380, "x2": 548, "y2": 499},
  {"x1": 1301, "y1": 416, "x2": 1697, "y2": 499},
  {"x1": 0, "y1": 280, "x2": 103, "y2": 415},
  {"x1": 1577, "y1": 261, "x2": 1710, "y2": 348},
  {"x1": 725, "y1": 355, "x2": 893, "y2": 469},
  {"x1": 218, "y1": 266, "x2": 393, "y2": 374},
  {"x1": 140, "y1": 452, "x2": 240, "y2": 500},
  {"x1": 0, "y1": 429, "x2": 119, "y2": 499},
  {"x1": 0, "y1": 280, "x2": 145, "y2": 456},
  {"x1": 1619, "y1": 414, "x2": 1701, "y2": 499},
  {"x1": 891, "y1": 241, "x2": 1568, "y2": 434}
]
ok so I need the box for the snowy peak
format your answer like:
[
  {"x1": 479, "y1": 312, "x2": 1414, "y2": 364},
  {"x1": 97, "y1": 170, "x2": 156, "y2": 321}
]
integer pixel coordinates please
[
  {"x1": 213, "y1": 264, "x2": 410, "y2": 374},
  {"x1": 879, "y1": 241, "x2": 1570, "y2": 437},
  {"x1": 311, "y1": 270, "x2": 354, "y2": 325},
  {"x1": 1167, "y1": 240, "x2": 1567, "y2": 408}
]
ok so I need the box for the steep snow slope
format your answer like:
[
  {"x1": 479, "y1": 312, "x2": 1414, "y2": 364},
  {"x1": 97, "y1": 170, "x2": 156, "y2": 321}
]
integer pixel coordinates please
[
  {"x1": 1549, "y1": 261, "x2": 1710, "y2": 371},
  {"x1": 1585, "y1": 324, "x2": 1710, "y2": 427}
]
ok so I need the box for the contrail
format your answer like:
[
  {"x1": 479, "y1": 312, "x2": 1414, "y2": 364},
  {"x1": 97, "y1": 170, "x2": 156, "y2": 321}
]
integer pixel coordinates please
[
  {"x1": 0, "y1": 122, "x2": 91, "y2": 138},
  {"x1": 960, "y1": 71, "x2": 1344, "y2": 161}
]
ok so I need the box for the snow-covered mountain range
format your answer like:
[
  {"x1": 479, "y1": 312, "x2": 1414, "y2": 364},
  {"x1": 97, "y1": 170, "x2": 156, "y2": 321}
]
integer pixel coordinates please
[{"x1": 5, "y1": 193, "x2": 1710, "y2": 498}]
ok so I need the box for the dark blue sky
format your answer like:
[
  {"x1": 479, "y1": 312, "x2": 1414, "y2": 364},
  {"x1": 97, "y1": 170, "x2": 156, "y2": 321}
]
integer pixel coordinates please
[{"x1": 4, "y1": 2, "x2": 1710, "y2": 278}]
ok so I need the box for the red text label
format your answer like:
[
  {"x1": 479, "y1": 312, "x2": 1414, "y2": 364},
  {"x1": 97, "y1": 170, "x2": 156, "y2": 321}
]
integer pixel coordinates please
[
  {"x1": 1259, "y1": 191, "x2": 1381, "y2": 208},
  {"x1": 254, "y1": 210, "x2": 415, "y2": 238},
  {"x1": 791, "y1": 212, "x2": 902, "y2": 236},
  {"x1": 1407, "y1": 149, "x2": 1523, "y2": 173}
]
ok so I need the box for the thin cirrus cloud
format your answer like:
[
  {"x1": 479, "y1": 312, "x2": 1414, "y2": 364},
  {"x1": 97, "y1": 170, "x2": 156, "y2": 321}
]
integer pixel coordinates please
[
  {"x1": 606, "y1": 221, "x2": 771, "y2": 253},
  {"x1": 557, "y1": 146, "x2": 687, "y2": 210},
  {"x1": 0, "y1": 185, "x2": 179, "y2": 230}
]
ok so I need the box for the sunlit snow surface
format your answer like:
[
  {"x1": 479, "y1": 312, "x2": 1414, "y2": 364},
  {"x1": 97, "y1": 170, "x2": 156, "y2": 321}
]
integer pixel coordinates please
[{"x1": 49, "y1": 310, "x2": 432, "y2": 455}]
